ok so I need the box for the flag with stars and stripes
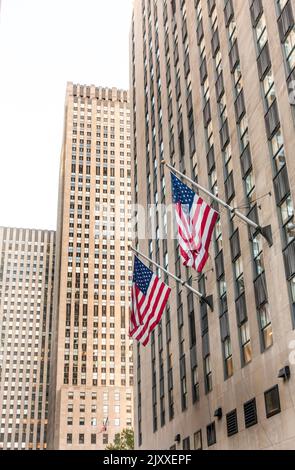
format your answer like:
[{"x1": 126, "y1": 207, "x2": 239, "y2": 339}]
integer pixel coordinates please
[
  {"x1": 171, "y1": 172, "x2": 218, "y2": 273},
  {"x1": 129, "y1": 256, "x2": 171, "y2": 346}
]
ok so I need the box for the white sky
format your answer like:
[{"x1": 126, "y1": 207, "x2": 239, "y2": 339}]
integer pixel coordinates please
[{"x1": 0, "y1": 0, "x2": 133, "y2": 231}]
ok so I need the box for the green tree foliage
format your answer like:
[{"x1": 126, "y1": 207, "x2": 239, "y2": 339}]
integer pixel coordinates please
[{"x1": 106, "y1": 428, "x2": 134, "y2": 450}]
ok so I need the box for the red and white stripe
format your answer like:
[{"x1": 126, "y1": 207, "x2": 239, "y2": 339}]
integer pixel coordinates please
[
  {"x1": 175, "y1": 195, "x2": 218, "y2": 273},
  {"x1": 129, "y1": 274, "x2": 171, "y2": 347}
]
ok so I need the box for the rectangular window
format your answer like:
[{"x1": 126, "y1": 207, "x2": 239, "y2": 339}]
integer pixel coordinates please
[
  {"x1": 204, "y1": 355, "x2": 212, "y2": 392},
  {"x1": 264, "y1": 385, "x2": 281, "y2": 418},
  {"x1": 206, "y1": 422, "x2": 216, "y2": 447},
  {"x1": 182, "y1": 437, "x2": 190, "y2": 450},
  {"x1": 194, "y1": 430, "x2": 202, "y2": 450},
  {"x1": 258, "y1": 304, "x2": 273, "y2": 350},
  {"x1": 240, "y1": 321, "x2": 252, "y2": 365}
]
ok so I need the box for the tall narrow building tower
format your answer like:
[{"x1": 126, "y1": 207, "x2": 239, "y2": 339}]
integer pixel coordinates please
[
  {"x1": 48, "y1": 83, "x2": 133, "y2": 450},
  {"x1": 0, "y1": 227, "x2": 55, "y2": 450}
]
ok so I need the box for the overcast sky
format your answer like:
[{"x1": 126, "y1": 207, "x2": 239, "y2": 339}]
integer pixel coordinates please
[{"x1": 0, "y1": 0, "x2": 133, "y2": 230}]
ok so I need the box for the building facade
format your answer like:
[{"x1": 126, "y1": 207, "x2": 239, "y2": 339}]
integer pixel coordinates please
[
  {"x1": 47, "y1": 83, "x2": 133, "y2": 450},
  {"x1": 130, "y1": 0, "x2": 295, "y2": 450},
  {"x1": 0, "y1": 226, "x2": 55, "y2": 450}
]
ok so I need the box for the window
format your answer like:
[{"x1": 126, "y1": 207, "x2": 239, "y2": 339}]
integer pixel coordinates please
[
  {"x1": 271, "y1": 130, "x2": 285, "y2": 171},
  {"x1": 182, "y1": 437, "x2": 190, "y2": 450},
  {"x1": 91, "y1": 434, "x2": 96, "y2": 444},
  {"x1": 79, "y1": 434, "x2": 84, "y2": 444},
  {"x1": 224, "y1": 337, "x2": 233, "y2": 378},
  {"x1": 103, "y1": 434, "x2": 108, "y2": 445},
  {"x1": 234, "y1": 257, "x2": 244, "y2": 296},
  {"x1": 280, "y1": 196, "x2": 295, "y2": 244},
  {"x1": 258, "y1": 304, "x2": 273, "y2": 350},
  {"x1": 67, "y1": 433, "x2": 72, "y2": 444},
  {"x1": 263, "y1": 71, "x2": 276, "y2": 108},
  {"x1": 265, "y1": 385, "x2": 281, "y2": 418},
  {"x1": 240, "y1": 321, "x2": 252, "y2": 365},
  {"x1": 206, "y1": 422, "x2": 216, "y2": 447},
  {"x1": 194, "y1": 430, "x2": 202, "y2": 450},
  {"x1": 252, "y1": 233, "x2": 264, "y2": 275},
  {"x1": 255, "y1": 15, "x2": 267, "y2": 51},
  {"x1": 204, "y1": 355, "x2": 212, "y2": 392}
]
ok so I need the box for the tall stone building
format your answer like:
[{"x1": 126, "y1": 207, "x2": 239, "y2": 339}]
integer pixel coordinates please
[
  {"x1": 47, "y1": 83, "x2": 133, "y2": 449},
  {"x1": 0, "y1": 227, "x2": 55, "y2": 449},
  {"x1": 130, "y1": 0, "x2": 295, "y2": 450}
]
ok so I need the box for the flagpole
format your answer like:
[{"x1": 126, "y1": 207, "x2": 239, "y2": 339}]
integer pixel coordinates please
[
  {"x1": 131, "y1": 247, "x2": 213, "y2": 311},
  {"x1": 161, "y1": 160, "x2": 273, "y2": 247}
]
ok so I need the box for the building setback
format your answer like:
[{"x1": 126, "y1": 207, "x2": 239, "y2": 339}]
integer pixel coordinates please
[
  {"x1": 130, "y1": 0, "x2": 295, "y2": 450},
  {"x1": 47, "y1": 83, "x2": 133, "y2": 450},
  {"x1": 0, "y1": 227, "x2": 55, "y2": 449}
]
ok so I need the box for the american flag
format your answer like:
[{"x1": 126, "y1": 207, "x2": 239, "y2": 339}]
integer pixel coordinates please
[
  {"x1": 129, "y1": 256, "x2": 171, "y2": 346},
  {"x1": 171, "y1": 173, "x2": 218, "y2": 273}
]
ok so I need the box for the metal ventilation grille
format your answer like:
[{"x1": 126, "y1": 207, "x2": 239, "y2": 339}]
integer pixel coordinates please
[
  {"x1": 244, "y1": 398, "x2": 258, "y2": 428},
  {"x1": 226, "y1": 409, "x2": 238, "y2": 437}
]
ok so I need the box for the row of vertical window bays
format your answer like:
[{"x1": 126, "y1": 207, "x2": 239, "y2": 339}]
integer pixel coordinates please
[
  {"x1": 73, "y1": 96, "x2": 129, "y2": 109},
  {"x1": 72, "y1": 125, "x2": 130, "y2": 136},
  {"x1": 66, "y1": 432, "x2": 116, "y2": 446},
  {"x1": 1, "y1": 402, "x2": 47, "y2": 414},
  {"x1": 140, "y1": 0, "x2": 294, "y2": 193},
  {"x1": 71, "y1": 145, "x2": 131, "y2": 153},
  {"x1": 71, "y1": 122, "x2": 130, "y2": 137},
  {"x1": 140, "y1": 80, "x2": 293, "y2": 232},
  {"x1": 71, "y1": 155, "x2": 132, "y2": 168},
  {"x1": 69, "y1": 179, "x2": 131, "y2": 190},
  {"x1": 140, "y1": 0, "x2": 295, "y2": 290},
  {"x1": 68, "y1": 202, "x2": 132, "y2": 213},
  {"x1": 72, "y1": 105, "x2": 130, "y2": 120},
  {"x1": 70, "y1": 168, "x2": 132, "y2": 180},
  {"x1": 0, "y1": 443, "x2": 47, "y2": 450},
  {"x1": 72, "y1": 112, "x2": 130, "y2": 123},
  {"x1": 0, "y1": 230, "x2": 54, "y2": 245},
  {"x1": 63, "y1": 351, "x2": 133, "y2": 362},
  {"x1": 73, "y1": 101, "x2": 130, "y2": 114},
  {"x1": 162, "y1": 8, "x2": 293, "y2": 193},
  {"x1": 66, "y1": 239, "x2": 131, "y2": 252},
  {"x1": 145, "y1": 273, "x2": 291, "y2": 413},
  {"x1": 0, "y1": 417, "x2": 47, "y2": 427},
  {"x1": 64, "y1": 370, "x2": 133, "y2": 381},
  {"x1": 66, "y1": 418, "x2": 132, "y2": 430},
  {"x1": 72, "y1": 136, "x2": 131, "y2": 144},
  {"x1": 63, "y1": 378, "x2": 134, "y2": 387},
  {"x1": 161, "y1": 0, "x2": 295, "y2": 90}
]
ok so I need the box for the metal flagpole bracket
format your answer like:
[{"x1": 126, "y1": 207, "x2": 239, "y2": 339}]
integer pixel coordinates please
[
  {"x1": 201, "y1": 295, "x2": 214, "y2": 312},
  {"x1": 258, "y1": 225, "x2": 273, "y2": 247}
]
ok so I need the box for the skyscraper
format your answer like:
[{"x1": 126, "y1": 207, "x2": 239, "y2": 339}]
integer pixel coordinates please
[
  {"x1": 0, "y1": 226, "x2": 55, "y2": 450},
  {"x1": 47, "y1": 83, "x2": 133, "y2": 450},
  {"x1": 130, "y1": 0, "x2": 295, "y2": 450}
]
